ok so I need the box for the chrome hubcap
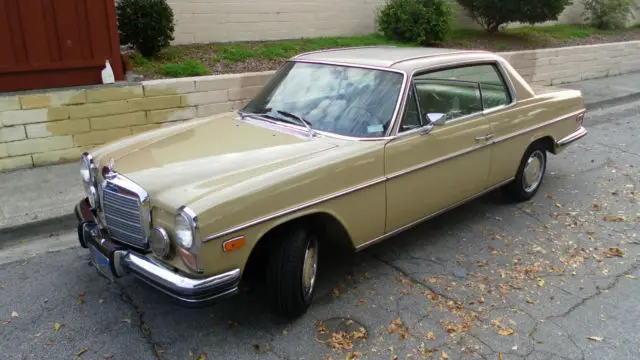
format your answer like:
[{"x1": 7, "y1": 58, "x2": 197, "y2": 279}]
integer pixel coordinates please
[
  {"x1": 523, "y1": 150, "x2": 545, "y2": 193},
  {"x1": 302, "y1": 238, "x2": 318, "y2": 298}
]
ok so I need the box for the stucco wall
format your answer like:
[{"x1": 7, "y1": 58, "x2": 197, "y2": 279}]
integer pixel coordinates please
[
  {"x1": 169, "y1": 0, "x2": 387, "y2": 44},
  {"x1": 167, "y1": 0, "x2": 639, "y2": 44},
  {"x1": 1, "y1": 41, "x2": 639, "y2": 172}
]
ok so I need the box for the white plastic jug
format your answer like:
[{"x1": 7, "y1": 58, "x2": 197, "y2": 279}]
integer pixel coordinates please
[{"x1": 101, "y1": 60, "x2": 115, "y2": 84}]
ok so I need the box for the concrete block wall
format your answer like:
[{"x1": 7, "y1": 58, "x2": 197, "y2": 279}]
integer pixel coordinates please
[
  {"x1": 1, "y1": 41, "x2": 639, "y2": 172},
  {"x1": 0, "y1": 72, "x2": 274, "y2": 172},
  {"x1": 502, "y1": 41, "x2": 640, "y2": 86}
]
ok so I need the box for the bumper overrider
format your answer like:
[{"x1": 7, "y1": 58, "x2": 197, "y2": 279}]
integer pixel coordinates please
[{"x1": 74, "y1": 198, "x2": 240, "y2": 306}]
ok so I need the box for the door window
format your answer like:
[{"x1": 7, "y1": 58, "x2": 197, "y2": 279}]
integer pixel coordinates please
[{"x1": 400, "y1": 63, "x2": 512, "y2": 132}]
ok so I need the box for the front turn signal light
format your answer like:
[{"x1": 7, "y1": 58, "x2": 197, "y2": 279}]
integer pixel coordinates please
[{"x1": 223, "y1": 237, "x2": 246, "y2": 252}]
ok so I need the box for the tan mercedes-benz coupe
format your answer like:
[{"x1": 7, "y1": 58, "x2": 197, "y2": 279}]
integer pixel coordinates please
[{"x1": 75, "y1": 47, "x2": 587, "y2": 318}]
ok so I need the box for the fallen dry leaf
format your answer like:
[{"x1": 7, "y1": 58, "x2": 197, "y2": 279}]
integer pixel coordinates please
[
  {"x1": 426, "y1": 332, "x2": 436, "y2": 341},
  {"x1": 603, "y1": 247, "x2": 625, "y2": 258},
  {"x1": 388, "y1": 318, "x2": 409, "y2": 340},
  {"x1": 624, "y1": 275, "x2": 637, "y2": 279},
  {"x1": 102, "y1": 355, "x2": 113, "y2": 359},
  {"x1": 498, "y1": 353, "x2": 503, "y2": 360},
  {"x1": 11, "y1": 311, "x2": 18, "y2": 318},
  {"x1": 497, "y1": 328, "x2": 515, "y2": 336},
  {"x1": 587, "y1": 336, "x2": 604, "y2": 342},
  {"x1": 441, "y1": 351, "x2": 449, "y2": 359},
  {"x1": 332, "y1": 289, "x2": 340, "y2": 297},
  {"x1": 46, "y1": 339, "x2": 54, "y2": 345},
  {"x1": 603, "y1": 215, "x2": 626, "y2": 222},
  {"x1": 76, "y1": 348, "x2": 88, "y2": 357},
  {"x1": 537, "y1": 279, "x2": 545, "y2": 287},
  {"x1": 346, "y1": 352, "x2": 362, "y2": 360},
  {"x1": 330, "y1": 331, "x2": 353, "y2": 350},
  {"x1": 2, "y1": 320, "x2": 11, "y2": 325},
  {"x1": 54, "y1": 323, "x2": 63, "y2": 332},
  {"x1": 592, "y1": 204, "x2": 601, "y2": 211},
  {"x1": 195, "y1": 353, "x2": 207, "y2": 360},
  {"x1": 526, "y1": 298, "x2": 535, "y2": 304},
  {"x1": 352, "y1": 327, "x2": 367, "y2": 340},
  {"x1": 79, "y1": 291, "x2": 85, "y2": 297}
]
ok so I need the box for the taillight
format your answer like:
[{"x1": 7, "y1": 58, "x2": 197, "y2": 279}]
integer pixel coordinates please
[{"x1": 577, "y1": 113, "x2": 585, "y2": 125}]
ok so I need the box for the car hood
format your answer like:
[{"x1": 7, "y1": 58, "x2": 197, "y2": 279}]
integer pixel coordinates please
[{"x1": 91, "y1": 113, "x2": 339, "y2": 209}]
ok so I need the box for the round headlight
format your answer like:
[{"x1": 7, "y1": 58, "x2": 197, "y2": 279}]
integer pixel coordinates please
[
  {"x1": 174, "y1": 212, "x2": 194, "y2": 249},
  {"x1": 150, "y1": 227, "x2": 171, "y2": 259},
  {"x1": 80, "y1": 157, "x2": 91, "y2": 184},
  {"x1": 87, "y1": 186, "x2": 99, "y2": 209}
]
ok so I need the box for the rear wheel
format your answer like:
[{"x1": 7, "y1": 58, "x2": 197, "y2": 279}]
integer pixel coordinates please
[
  {"x1": 504, "y1": 143, "x2": 547, "y2": 202},
  {"x1": 266, "y1": 228, "x2": 319, "y2": 318}
]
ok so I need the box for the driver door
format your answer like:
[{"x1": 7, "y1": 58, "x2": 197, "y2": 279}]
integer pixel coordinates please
[{"x1": 384, "y1": 67, "x2": 494, "y2": 232}]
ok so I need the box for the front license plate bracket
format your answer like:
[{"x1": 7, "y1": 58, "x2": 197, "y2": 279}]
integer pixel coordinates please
[{"x1": 89, "y1": 244, "x2": 115, "y2": 282}]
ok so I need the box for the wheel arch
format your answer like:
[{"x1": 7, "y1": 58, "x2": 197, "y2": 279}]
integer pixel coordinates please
[
  {"x1": 529, "y1": 134, "x2": 557, "y2": 154},
  {"x1": 243, "y1": 211, "x2": 354, "y2": 277}
]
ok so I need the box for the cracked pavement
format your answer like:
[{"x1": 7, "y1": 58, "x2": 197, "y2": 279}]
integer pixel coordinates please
[{"x1": 1, "y1": 101, "x2": 639, "y2": 360}]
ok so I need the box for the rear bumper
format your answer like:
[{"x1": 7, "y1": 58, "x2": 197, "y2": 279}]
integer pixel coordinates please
[
  {"x1": 556, "y1": 126, "x2": 588, "y2": 148},
  {"x1": 75, "y1": 199, "x2": 240, "y2": 306}
]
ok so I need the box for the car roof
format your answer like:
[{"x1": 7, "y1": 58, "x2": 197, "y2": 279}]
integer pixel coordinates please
[{"x1": 292, "y1": 46, "x2": 493, "y2": 70}]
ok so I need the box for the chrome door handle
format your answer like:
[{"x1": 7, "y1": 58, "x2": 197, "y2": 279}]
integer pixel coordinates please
[{"x1": 475, "y1": 134, "x2": 494, "y2": 141}]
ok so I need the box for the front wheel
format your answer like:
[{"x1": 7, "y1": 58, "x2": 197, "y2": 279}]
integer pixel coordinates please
[
  {"x1": 503, "y1": 143, "x2": 547, "y2": 202},
  {"x1": 266, "y1": 228, "x2": 319, "y2": 318}
]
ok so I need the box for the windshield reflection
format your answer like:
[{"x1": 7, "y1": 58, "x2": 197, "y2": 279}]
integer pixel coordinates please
[{"x1": 243, "y1": 62, "x2": 404, "y2": 138}]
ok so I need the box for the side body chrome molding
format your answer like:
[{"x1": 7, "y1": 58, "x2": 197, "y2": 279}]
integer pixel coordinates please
[
  {"x1": 355, "y1": 177, "x2": 514, "y2": 251},
  {"x1": 203, "y1": 177, "x2": 387, "y2": 242}
]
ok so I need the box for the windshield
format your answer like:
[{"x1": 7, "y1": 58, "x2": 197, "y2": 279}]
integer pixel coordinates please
[{"x1": 242, "y1": 62, "x2": 404, "y2": 138}]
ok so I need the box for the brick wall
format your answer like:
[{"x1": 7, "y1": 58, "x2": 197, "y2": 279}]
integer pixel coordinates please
[
  {"x1": 167, "y1": 1, "x2": 639, "y2": 44},
  {"x1": 1, "y1": 41, "x2": 639, "y2": 172}
]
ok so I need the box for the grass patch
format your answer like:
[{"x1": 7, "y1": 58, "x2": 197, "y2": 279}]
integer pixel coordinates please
[
  {"x1": 212, "y1": 34, "x2": 408, "y2": 64},
  {"x1": 161, "y1": 60, "x2": 210, "y2": 77},
  {"x1": 505, "y1": 24, "x2": 610, "y2": 39},
  {"x1": 130, "y1": 24, "x2": 640, "y2": 78}
]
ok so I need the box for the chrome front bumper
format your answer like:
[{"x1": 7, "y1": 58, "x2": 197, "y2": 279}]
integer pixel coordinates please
[{"x1": 75, "y1": 198, "x2": 240, "y2": 306}]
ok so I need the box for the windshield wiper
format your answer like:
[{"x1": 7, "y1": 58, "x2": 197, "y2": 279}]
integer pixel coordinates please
[
  {"x1": 237, "y1": 109, "x2": 273, "y2": 120},
  {"x1": 276, "y1": 110, "x2": 316, "y2": 138},
  {"x1": 238, "y1": 108, "x2": 316, "y2": 138}
]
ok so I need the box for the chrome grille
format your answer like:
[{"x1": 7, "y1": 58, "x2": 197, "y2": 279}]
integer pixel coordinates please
[{"x1": 102, "y1": 185, "x2": 147, "y2": 249}]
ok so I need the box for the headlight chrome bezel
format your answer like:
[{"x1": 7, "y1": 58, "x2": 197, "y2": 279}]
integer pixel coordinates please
[
  {"x1": 174, "y1": 207, "x2": 198, "y2": 249},
  {"x1": 80, "y1": 153, "x2": 100, "y2": 209},
  {"x1": 174, "y1": 206, "x2": 203, "y2": 272},
  {"x1": 150, "y1": 226, "x2": 172, "y2": 259}
]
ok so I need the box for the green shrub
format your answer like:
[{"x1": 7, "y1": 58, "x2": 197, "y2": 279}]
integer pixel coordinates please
[
  {"x1": 377, "y1": 0, "x2": 452, "y2": 45},
  {"x1": 456, "y1": 0, "x2": 572, "y2": 32},
  {"x1": 582, "y1": 0, "x2": 639, "y2": 29},
  {"x1": 162, "y1": 60, "x2": 210, "y2": 77},
  {"x1": 117, "y1": 0, "x2": 175, "y2": 58}
]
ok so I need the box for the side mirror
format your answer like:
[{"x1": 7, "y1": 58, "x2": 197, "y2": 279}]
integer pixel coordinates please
[{"x1": 427, "y1": 113, "x2": 447, "y2": 126}]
